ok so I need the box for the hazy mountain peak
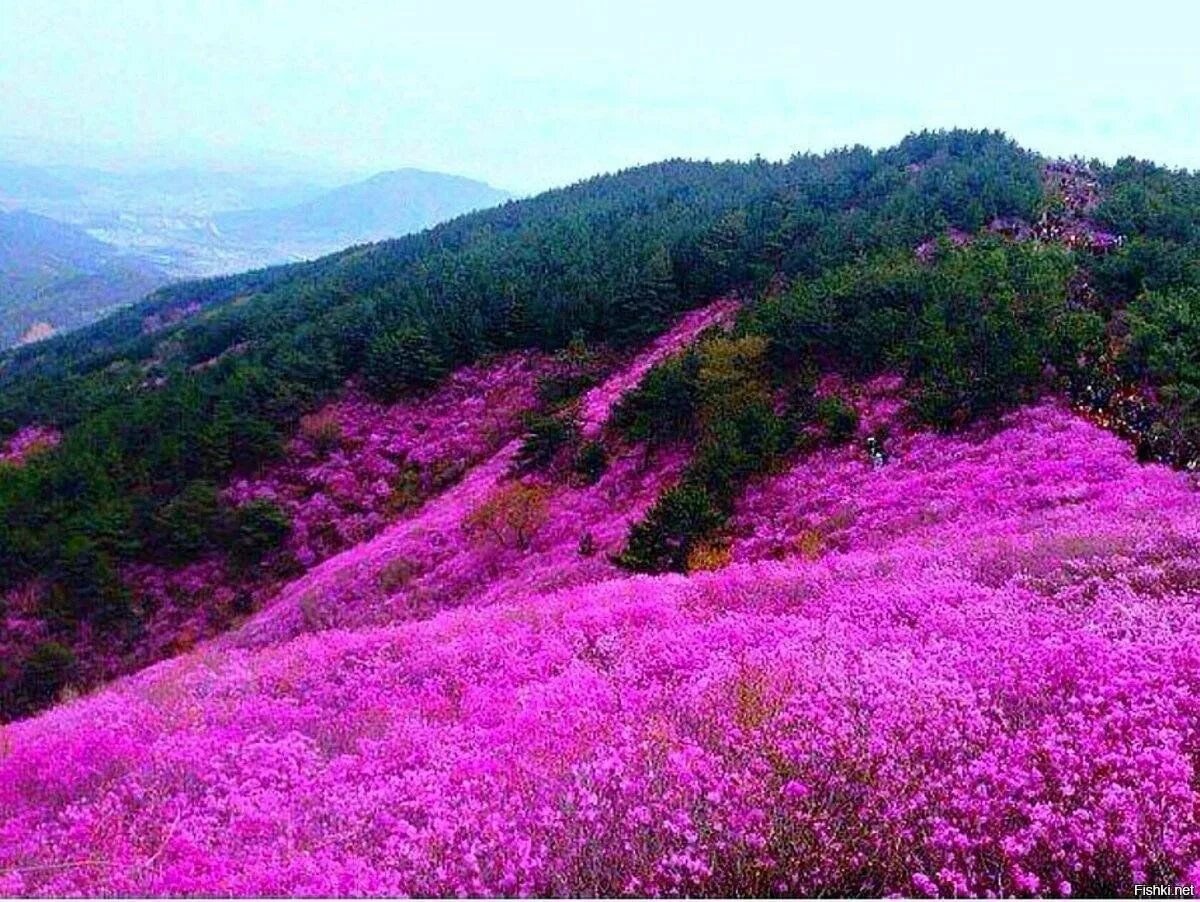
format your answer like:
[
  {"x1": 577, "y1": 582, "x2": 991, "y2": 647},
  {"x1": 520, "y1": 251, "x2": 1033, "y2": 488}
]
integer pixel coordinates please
[{"x1": 217, "y1": 167, "x2": 510, "y2": 245}]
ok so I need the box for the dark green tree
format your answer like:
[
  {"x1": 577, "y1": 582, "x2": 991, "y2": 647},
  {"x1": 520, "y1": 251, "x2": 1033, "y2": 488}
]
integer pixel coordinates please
[
  {"x1": 12, "y1": 642, "x2": 77, "y2": 715},
  {"x1": 363, "y1": 324, "x2": 449, "y2": 400},
  {"x1": 616, "y1": 246, "x2": 679, "y2": 346},
  {"x1": 228, "y1": 500, "x2": 291, "y2": 570},
  {"x1": 618, "y1": 484, "x2": 723, "y2": 573},
  {"x1": 514, "y1": 411, "x2": 577, "y2": 472},
  {"x1": 154, "y1": 481, "x2": 221, "y2": 562},
  {"x1": 43, "y1": 534, "x2": 130, "y2": 628}
]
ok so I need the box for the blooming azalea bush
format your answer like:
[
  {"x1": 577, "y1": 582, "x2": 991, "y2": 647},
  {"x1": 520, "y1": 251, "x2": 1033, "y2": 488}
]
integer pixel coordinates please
[
  {"x1": 228, "y1": 303, "x2": 737, "y2": 644},
  {"x1": 0, "y1": 426, "x2": 60, "y2": 467},
  {"x1": 1, "y1": 351, "x2": 560, "y2": 715},
  {"x1": 6, "y1": 300, "x2": 1200, "y2": 896},
  {"x1": 110, "y1": 353, "x2": 555, "y2": 666}
]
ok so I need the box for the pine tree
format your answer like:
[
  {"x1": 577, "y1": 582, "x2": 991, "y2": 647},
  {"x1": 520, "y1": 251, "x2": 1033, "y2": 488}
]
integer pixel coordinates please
[
  {"x1": 698, "y1": 209, "x2": 748, "y2": 294},
  {"x1": 198, "y1": 400, "x2": 234, "y2": 478},
  {"x1": 43, "y1": 534, "x2": 130, "y2": 628},
  {"x1": 364, "y1": 324, "x2": 449, "y2": 401},
  {"x1": 501, "y1": 292, "x2": 530, "y2": 349},
  {"x1": 616, "y1": 246, "x2": 678, "y2": 346}
]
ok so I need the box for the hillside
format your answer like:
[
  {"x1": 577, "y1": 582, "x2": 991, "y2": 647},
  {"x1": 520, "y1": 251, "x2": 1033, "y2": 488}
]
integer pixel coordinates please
[
  {"x1": 3, "y1": 324, "x2": 1200, "y2": 895},
  {"x1": 3, "y1": 130, "x2": 1200, "y2": 895},
  {"x1": 0, "y1": 210, "x2": 167, "y2": 348},
  {"x1": 0, "y1": 162, "x2": 80, "y2": 202},
  {"x1": 0, "y1": 161, "x2": 321, "y2": 213}
]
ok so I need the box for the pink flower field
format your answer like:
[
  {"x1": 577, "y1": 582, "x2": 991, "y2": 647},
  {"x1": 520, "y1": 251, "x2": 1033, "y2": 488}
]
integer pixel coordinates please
[
  {"x1": 4, "y1": 292, "x2": 1200, "y2": 896},
  {"x1": 236, "y1": 299, "x2": 735, "y2": 646},
  {"x1": 225, "y1": 351, "x2": 552, "y2": 569}
]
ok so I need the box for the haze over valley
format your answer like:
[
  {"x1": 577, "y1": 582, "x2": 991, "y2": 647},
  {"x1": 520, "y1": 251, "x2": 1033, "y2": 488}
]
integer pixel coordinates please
[{"x1": 0, "y1": 160, "x2": 509, "y2": 346}]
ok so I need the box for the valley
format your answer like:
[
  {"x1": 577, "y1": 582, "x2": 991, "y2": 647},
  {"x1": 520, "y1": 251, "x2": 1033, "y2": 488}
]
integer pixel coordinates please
[{"x1": 0, "y1": 163, "x2": 509, "y2": 347}]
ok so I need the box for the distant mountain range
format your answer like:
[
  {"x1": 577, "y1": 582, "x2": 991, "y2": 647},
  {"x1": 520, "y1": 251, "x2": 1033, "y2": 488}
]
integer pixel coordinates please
[
  {"x1": 0, "y1": 160, "x2": 330, "y2": 216},
  {"x1": 0, "y1": 163, "x2": 510, "y2": 346}
]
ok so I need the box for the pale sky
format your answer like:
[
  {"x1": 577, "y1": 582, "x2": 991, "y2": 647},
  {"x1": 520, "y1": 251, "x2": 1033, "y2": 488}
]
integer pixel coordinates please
[{"x1": 1, "y1": 0, "x2": 1197, "y2": 193}]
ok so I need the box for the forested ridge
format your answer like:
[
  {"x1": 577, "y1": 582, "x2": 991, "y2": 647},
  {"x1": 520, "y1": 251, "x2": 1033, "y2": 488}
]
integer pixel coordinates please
[{"x1": 3, "y1": 129, "x2": 1200, "y2": 718}]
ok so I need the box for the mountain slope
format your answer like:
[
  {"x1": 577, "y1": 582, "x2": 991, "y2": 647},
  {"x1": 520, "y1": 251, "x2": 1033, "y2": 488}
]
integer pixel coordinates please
[
  {"x1": 3, "y1": 369, "x2": 1199, "y2": 895},
  {"x1": 0, "y1": 162, "x2": 79, "y2": 203},
  {"x1": 0, "y1": 132, "x2": 1051, "y2": 715},
  {"x1": 237, "y1": 300, "x2": 735, "y2": 647},
  {"x1": 0, "y1": 210, "x2": 167, "y2": 347},
  {"x1": 0, "y1": 161, "x2": 322, "y2": 213}
]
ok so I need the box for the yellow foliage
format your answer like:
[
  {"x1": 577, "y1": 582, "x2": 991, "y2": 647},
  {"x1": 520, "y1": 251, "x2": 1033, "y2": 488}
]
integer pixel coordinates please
[
  {"x1": 299, "y1": 408, "x2": 343, "y2": 454},
  {"x1": 686, "y1": 541, "x2": 732, "y2": 572},
  {"x1": 793, "y1": 529, "x2": 825, "y2": 561},
  {"x1": 697, "y1": 335, "x2": 773, "y2": 423},
  {"x1": 732, "y1": 666, "x2": 782, "y2": 732},
  {"x1": 464, "y1": 482, "x2": 550, "y2": 550},
  {"x1": 699, "y1": 335, "x2": 769, "y2": 388}
]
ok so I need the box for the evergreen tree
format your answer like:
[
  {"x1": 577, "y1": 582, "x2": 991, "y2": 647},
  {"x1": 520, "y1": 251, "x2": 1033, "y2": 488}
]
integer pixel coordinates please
[
  {"x1": 42, "y1": 534, "x2": 130, "y2": 628},
  {"x1": 616, "y1": 246, "x2": 679, "y2": 346},
  {"x1": 198, "y1": 400, "x2": 234, "y2": 478},
  {"x1": 698, "y1": 209, "x2": 748, "y2": 294},
  {"x1": 228, "y1": 499, "x2": 291, "y2": 570},
  {"x1": 363, "y1": 324, "x2": 449, "y2": 401},
  {"x1": 153, "y1": 480, "x2": 221, "y2": 562},
  {"x1": 617, "y1": 484, "x2": 723, "y2": 573},
  {"x1": 500, "y1": 293, "x2": 531, "y2": 350},
  {"x1": 12, "y1": 642, "x2": 76, "y2": 715}
]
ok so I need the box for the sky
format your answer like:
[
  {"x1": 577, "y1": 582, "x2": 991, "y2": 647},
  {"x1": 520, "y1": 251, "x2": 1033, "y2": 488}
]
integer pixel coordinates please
[{"x1": 1, "y1": 0, "x2": 1197, "y2": 194}]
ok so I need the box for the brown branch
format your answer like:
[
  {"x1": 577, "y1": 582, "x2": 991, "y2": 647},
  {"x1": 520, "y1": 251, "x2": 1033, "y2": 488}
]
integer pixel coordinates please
[{"x1": 4, "y1": 809, "x2": 182, "y2": 879}]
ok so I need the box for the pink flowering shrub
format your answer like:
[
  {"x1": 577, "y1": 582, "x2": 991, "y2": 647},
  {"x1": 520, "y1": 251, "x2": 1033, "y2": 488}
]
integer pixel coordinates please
[
  {"x1": 4, "y1": 389, "x2": 1200, "y2": 895},
  {"x1": 0, "y1": 584, "x2": 52, "y2": 683},
  {"x1": 0, "y1": 426, "x2": 60, "y2": 467},
  {"x1": 5, "y1": 304, "x2": 732, "y2": 709},
  {"x1": 114, "y1": 307, "x2": 726, "y2": 666},
  {"x1": 6, "y1": 299, "x2": 1200, "y2": 896},
  {"x1": 230, "y1": 302, "x2": 742, "y2": 644},
  {"x1": 121, "y1": 559, "x2": 249, "y2": 658},
  {"x1": 127, "y1": 352, "x2": 545, "y2": 626},
  {"x1": 224, "y1": 351, "x2": 551, "y2": 569}
]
